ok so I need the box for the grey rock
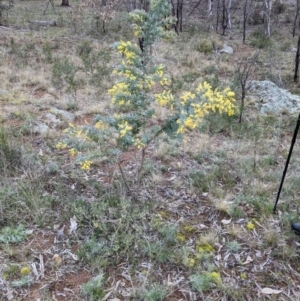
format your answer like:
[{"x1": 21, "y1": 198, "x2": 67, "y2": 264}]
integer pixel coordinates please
[
  {"x1": 33, "y1": 123, "x2": 49, "y2": 135},
  {"x1": 291, "y1": 47, "x2": 297, "y2": 53},
  {"x1": 44, "y1": 113, "x2": 60, "y2": 124},
  {"x1": 49, "y1": 107, "x2": 75, "y2": 121},
  {"x1": 220, "y1": 44, "x2": 234, "y2": 54},
  {"x1": 247, "y1": 80, "x2": 300, "y2": 114}
]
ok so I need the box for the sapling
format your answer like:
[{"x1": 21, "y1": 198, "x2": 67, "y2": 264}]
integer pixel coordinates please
[{"x1": 58, "y1": 0, "x2": 237, "y2": 194}]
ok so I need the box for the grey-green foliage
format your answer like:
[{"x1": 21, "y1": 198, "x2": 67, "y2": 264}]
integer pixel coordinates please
[
  {"x1": 0, "y1": 225, "x2": 26, "y2": 244},
  {"x1": 81, "y1": 272, "x2": 105, "y2": 301},
  {"x1": 129, "y1": 0, "x2": 176, "y2": 62},
  {"x1": 141, "y1": 284, "x2": 167, "y2": 301},
  {"x1": 189, "y1": 273, "x2": 212, "y2": 293},
  {"x1": 11, "y1": 276, "x2": 33, "y2": 287},
  {"x1": 226, "y1": 240, "x2": 242, "y2": 252}
]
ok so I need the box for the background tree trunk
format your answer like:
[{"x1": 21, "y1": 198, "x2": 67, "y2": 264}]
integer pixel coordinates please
[
  {"x1": 207, "y1": 0, "x2": 212, "y2": 17},
  {"x1": 171, "y1": 0, "x2": 183, "y2": 34},
  {"x1": 263, "y1": 0, "x2": 272, "y2": 36},
  {"x1": 61, "y1": 0, "x2": 69, "y2": 6},
  {"x1": 242, "y1": 0, "x2": 253, "y2": 43}
]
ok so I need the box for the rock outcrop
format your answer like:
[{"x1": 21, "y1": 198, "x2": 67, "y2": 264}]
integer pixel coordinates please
[{"x1": 247, "y1": 80, "x2": 300, "y2": 114}]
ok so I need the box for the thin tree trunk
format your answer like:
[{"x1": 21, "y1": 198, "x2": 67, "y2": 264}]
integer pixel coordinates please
[
  {"x1": 226, "y1": 0, "x2": 232, "y2": 29},
  {"x1": 207, "y1": 0, "x2": 212, "y2": 17},
  {"x1": 242, "y1": 0, "x2": 253, "y2": 44},
  {"x1": 263, "y1": 0, "x2": 272, "y2": 36},
  {"x1": 216, "y1": 0, "x2": 220, "y2": 32},
  {"x1": 293, "y1": 0, "x2": 300, "y2": 37},
  {"x1": 294, "y1": 35, "x2": 300, "y2": 82}
]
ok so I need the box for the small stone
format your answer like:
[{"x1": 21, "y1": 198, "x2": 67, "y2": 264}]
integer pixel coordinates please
[
  {"x1": 220, "y1": 44, "x2": 233, "y2": 54},
  {"x1": 50, "y1": 107, "x2": 75, "y2": 121}
]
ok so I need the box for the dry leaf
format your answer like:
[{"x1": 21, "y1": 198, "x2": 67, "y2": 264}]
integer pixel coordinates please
[
  {"x1": 221, "y1": 218, "x2": 232, "y2": 225},
  {"x1": 69, "y1": 217, "x2": 77, "y2": 234},
  {"x1": 261, "y1": 288, "x2": 282, "y2": 294},
  {"x1": 242, "y1": 256, "x2": 253, "y2": 265},
  {"x1": 199, "y1": 224, "x2": 208, "y2": 229},
  {"x1": 53, "y1": 254, "x2": 62, "y2": 266}
]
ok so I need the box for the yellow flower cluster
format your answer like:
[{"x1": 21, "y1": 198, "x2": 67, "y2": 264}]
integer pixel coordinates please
[
  {"x1": 56, "y1": 142, "x2": 67, "y2": 149},
  {"x1": 118, "y1": 121, "x2": 132, "y2": 138},
  {"x1": 177, "y1": 82, "x2": 236, "y2": 134},
  {"x1": 69, "y1": 148, "x2": 77, "y2": 156},
  {"x1": 180, "y1": 91, "x2": 196, "y2": 105},
  {"x1": 177, "y1": 232, "x2": 186, "y2": 243},
  {"x1": 108, "y1": 82, "x2": 131, "y2": 104},
  {"x1": 159, "y1": 77, "x2": 171, "y2": 86},
  {"x1": 134, "y1": 138, "x2": 145, "y2": 149},
  {"x1": 94, "y1": 120, "x2": 108, "y2": 130},
  {"x1": 196, "y1": 243, "x2": 214, "y2": 253},
  {"x1": 210, "y1": 271, "x2": 222, "y2": 286},
  {"x1": 80, "y1": 160, "x2": 92, "y2": 170},
  {"x1": 116, "y1": 41, "x2": 137, "y2": 64},
  {"x1": 20, "y1": 267, "x2": 31, "y2": 276},
  {"x1": 129, "y1": 12, "x2": 145, "y2": 38},
  {"x1": 246, "y1": 221, "x2": 255, "y2": 230},
  {"x1": 154, "y1": 90, "x2": 174, "y2": 106},
  {"x1": 156, "y1": 65, "x2": 164, "y2": 77}
]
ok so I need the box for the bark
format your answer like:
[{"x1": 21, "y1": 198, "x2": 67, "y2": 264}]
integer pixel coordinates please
[
  {"x1": 216, "y1": 0, "x2": 220, "y2": 32},
  {"x1": 294, "y1": 35, "x2": 300, "y2": 82},
  {"x1": 263, "y1": 0, "x2": 272, "y2": 36},
  {"x1": 293, "y1": 0, "x2": 300, "y2": 37},
  {"x1": 226, "y1": 0, "x2": 232, "y2": 29},
  {"x1": 242, "y1": 0, "x2": 253, "y2": 43},
  {"x1": 207, "y1": 0, "x2": 212, "y2": 17},
  {"x1": 61, "y1": 0, "x2": 69, "y2": 6},
  {"x1": 221, "y1": 0, "x2": 231, "y2": 35},
  {"x1": 170, "y1": 0, "x2": 183, "y2": 34}
]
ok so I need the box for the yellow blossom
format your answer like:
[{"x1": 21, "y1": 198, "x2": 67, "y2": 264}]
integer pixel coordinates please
[
  {"x1": 95, "y1": 120, "x2": 108, "y2": 130},
  {"x1": 197, "y1": 244, "x2": 214, "y2": 253},
  {"x1": 177, "y1": 232, "x2": 186, "y2": 243},
  {"x1": 159, "y1": 77, "x2": 171, "y2": 86},
  {"x1": 210, "y1": 271, "x2": 222, "y2": 286},
  {"x1": 69, "y1": 148, "x2": 77, "y2": 156},
  {"x1": 246, "y1": 221, "x2": 255, "y2": 230},
  {"x1": 118, "y1": 121, "x2": 132, "y2": 138},
  {"x1": 154, "y1": 90, "x2": 174, "y2": 106},
  {"x1": 134, "y1": 138, "x2": 145, "y2": 149},
  {"x1": 180, "y1": 91, "x2": 196, "y2": 104},
  {"x1": 20, "y1": 267, "x2": 30, "y2": 276},
  {"x1": 80, "y1": 160, "x2": 92, "y2": 170},
  {"x1": 156, "y1": 65, "x2": 164, "y2": 77},
  {"x1": 56, "y1": 142, "x2": 67, "y2": 150},
  {"x1": 184, "y1": 116, "x2": 197, "y2": 129},
  {"x1": 187, "y1": 258, "x2": 195, "y2": 267}
]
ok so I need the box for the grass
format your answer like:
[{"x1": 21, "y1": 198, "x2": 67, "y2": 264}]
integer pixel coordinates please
[{"x1": 0, "y1": 1, "x2": 300, "y2": 300}]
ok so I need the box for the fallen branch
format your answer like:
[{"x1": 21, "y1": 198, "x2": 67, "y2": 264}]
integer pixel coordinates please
[{"x1": 29, "y1": 20, "x2": 57, "y2": 26}]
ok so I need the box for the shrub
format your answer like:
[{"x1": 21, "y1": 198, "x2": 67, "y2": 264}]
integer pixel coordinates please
[{"x1": 196, "y1": 39, "x2": 214, "y2": 54}]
